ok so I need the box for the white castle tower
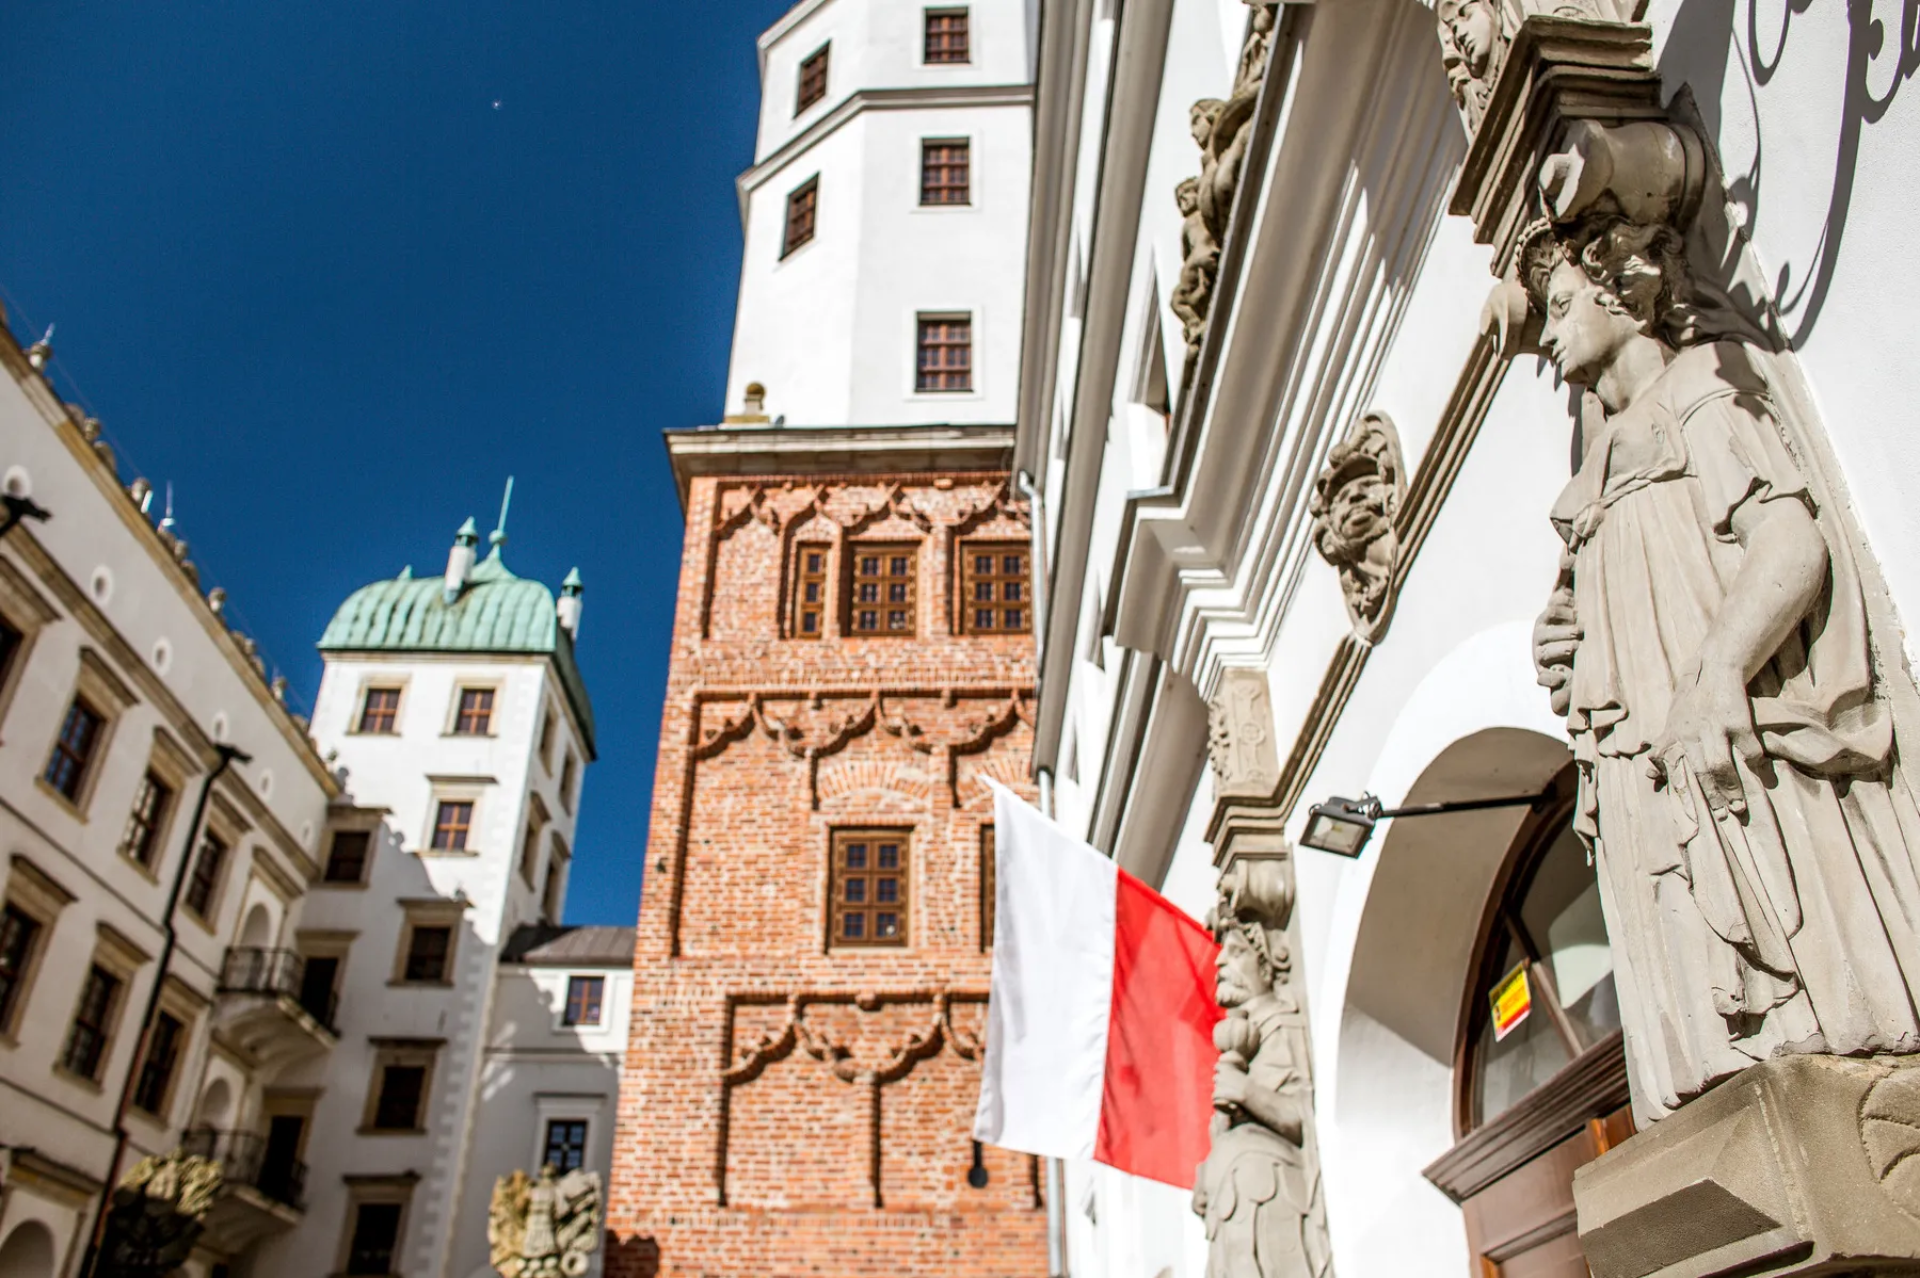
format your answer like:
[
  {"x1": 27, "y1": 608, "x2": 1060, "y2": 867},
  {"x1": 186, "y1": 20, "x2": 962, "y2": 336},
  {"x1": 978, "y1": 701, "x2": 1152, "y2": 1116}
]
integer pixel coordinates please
[{"x1": 722, "y1": 0, "x2": 1036, "y2": 428}]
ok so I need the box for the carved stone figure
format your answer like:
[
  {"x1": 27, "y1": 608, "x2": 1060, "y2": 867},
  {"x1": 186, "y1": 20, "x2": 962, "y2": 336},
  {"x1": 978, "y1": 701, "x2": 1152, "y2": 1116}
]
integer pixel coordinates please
[
  {"x1": 1517, "y1": 123, "x2": 1920, "y2": 1124},
  {"x1": 1309, "y1": 412, "x2": 1406, "y2": 640},
  {"x1": 1172, "y1": 177, "x2": 1218, "y2": 355},
  {"x1": 1208, "y1": 669, "x2": 1282, "y2": 801},
  {"x1": 1437, "y1": 0, "x2": 1507, "y2": 126},
  {"x1": 98, "y1": 1151, "x2": 223, "y2": 1278},
  {"x1": 488, "y1": 1165, "x2": 602, "y2": 1278},
  {"x1": 1194, "y1": 852, "x2": 1332, "y2": 1278}
]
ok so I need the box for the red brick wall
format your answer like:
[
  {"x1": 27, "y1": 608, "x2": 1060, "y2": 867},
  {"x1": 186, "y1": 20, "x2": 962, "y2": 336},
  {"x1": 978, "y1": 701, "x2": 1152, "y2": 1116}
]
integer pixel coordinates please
[{"x1": 606, "y1": 471, "x2": 1048, "y2": 1277}]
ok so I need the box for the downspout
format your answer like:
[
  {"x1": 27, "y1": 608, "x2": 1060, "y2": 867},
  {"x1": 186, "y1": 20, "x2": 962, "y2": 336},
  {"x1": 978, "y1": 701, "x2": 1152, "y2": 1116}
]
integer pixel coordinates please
[{"x1": 80, "y1": 743, "x2": 250, "y2": 1278}]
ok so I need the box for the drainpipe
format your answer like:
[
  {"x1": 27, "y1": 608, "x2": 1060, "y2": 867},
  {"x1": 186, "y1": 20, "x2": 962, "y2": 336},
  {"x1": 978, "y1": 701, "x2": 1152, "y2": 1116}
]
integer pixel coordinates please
[
  {"x1": 1034, "y1": 766, "x2": 1069, "y2": 1277},
  {"x1": 80, "y1": 743, "x2": 250, "y2": 1278}
]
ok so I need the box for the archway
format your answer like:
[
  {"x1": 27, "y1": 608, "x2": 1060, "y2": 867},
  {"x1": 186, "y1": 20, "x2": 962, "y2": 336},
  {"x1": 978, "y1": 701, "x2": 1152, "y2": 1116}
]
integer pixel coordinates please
[
  {"x1": 238, "y1": 903, "x2": 273, "y2": 949},
  {"x1": 0, "y1": 1221, "x2": 57, "y2": 1278},
  {"x1": 194, "y1": 1076, "x2": 234, "y2": 1130}
]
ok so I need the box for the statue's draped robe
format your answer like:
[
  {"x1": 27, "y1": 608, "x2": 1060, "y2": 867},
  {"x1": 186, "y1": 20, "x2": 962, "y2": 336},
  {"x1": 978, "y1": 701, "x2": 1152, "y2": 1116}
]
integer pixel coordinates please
[{"x1": 1556, "y1": 341, "x2": 1920, "y2": 1121}]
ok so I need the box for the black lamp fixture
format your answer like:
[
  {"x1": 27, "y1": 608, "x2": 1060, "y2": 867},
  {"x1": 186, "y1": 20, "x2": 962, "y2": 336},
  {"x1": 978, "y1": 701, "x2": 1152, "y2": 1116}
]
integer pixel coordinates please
[{"x1": 1300, "y1": 789, "x2": 1551, "y2": 858}]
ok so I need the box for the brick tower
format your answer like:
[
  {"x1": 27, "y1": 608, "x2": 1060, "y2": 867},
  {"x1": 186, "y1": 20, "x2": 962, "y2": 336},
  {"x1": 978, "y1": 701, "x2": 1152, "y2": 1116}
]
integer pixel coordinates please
[{"x1": 604, "y1": 2, "x2": 1047, "y2": 1274}]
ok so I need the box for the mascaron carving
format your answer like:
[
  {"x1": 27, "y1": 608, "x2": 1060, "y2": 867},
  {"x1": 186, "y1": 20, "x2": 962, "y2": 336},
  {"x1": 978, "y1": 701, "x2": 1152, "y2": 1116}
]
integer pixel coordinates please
[
  {"x1": 1438, "y1": 0, "x2": 1621, "y2": 130},
  {"x1": 1309, "y1": 411, "x2": 1406, "y2": 642},
  {"x1": 488, "y1": 1165, "x2": 602, "y2": 1278}
]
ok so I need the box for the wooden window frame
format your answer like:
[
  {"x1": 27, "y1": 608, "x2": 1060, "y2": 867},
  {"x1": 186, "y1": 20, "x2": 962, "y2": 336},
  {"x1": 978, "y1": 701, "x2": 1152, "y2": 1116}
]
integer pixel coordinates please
[
  {"x1": 393, "y1": 910, "x2": 461, "y2": 987},
  {"x1": 0, "y1": 856, "x2": 73, "y2": 1042},
  {"x1": 117, "y1": 769, "x2": 176, "y2": 873},
  {"x1": 782, "y1": 176, "x2": 819, "y2": 258},
  {"x1": 562, "y1": 974, "x2": 604, "y2": 1028},
  {"x1": 920, "y1": 138, "x2": 972, "y2": 206},
  {"x1": 355, "y1": 684, "x2": 404, "y2": 736},
  {"x1": 829, "y1": 828, "x2": 912, "y2": 949},
  {"x1": 429, "y1": 799, "x2": 474, "y2": 853},
  {"x1": 790, "y1": 542, "x2": 832, "y2": 639},
  {"x1": 336, "y1": 1173, "x2": 419, "y2": 1277},
  {"x1": 130, "y1": 1008, "x2": 187, "y2": 1118},
  {"x1": 42, "y1": 696, "x2": 106, "y2": 807},
  {"x1": 0, "y1": 562, "x2": 57, "y2": 747},
  {"x1": 60, "y1": 963, "x2": 124, "y2": 1083},
  {"x1": 360, "y1": 1040, "x2": 442, "y2": 1135},
  {"x1": 958, "y1": 540, "x2": 1032, "y2": 635},
  {"x1": 795, "y1": 42, "x2": 830, "y2": 114},
  {"x1": 322, "y1": 827, "x2": 375, "y2": 887},
  {"x1": 845, "y1": 543, "x2": 920, "y2": 638},
  {"x1": 915, "y1": 315, "x2": 973, "y2": 393},
  {"x1": 181, "y1": 831, "x2": 230, "y2": 923},
  {"x1": 924, "y1": 7, "x2": 971, "y2": 63},
  {"x1": 450, "y1": 686, "x2": 495, "y2": 737}
]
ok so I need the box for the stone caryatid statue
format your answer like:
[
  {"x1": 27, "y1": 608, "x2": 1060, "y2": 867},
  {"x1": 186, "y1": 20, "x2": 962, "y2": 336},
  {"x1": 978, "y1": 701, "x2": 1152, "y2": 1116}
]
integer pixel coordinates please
[
  {"x1": 1193, "y1": 853, "x2": 1333, "y2": 1278},
  {"x1": 1172, "y1": 177, "x2": 1218, "y2": 363},
  {"x1": 488, "y1": 1166, "x2": 602, "y2": 1278},
  {"x1": 1518, "y1": 120, "x2": 1920, "y2": 1124}
]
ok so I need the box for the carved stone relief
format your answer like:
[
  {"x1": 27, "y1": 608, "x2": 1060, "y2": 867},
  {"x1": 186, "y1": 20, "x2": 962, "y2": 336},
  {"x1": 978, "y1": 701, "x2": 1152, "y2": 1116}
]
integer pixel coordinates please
[
  {"x1": 98, "y1": 1151, "x2": 223, "y2": 1278},
  {"x1": 1437, "y1": 0, "x2": 1630, "y2": 132},
  {"x1": 1208, "y1": 669, "x2": 1281, "y2": 802},
  {"x1": 1308, "y1": 412, "x2": 1405, "y2": 642},
  {"x1": 488, "y1": 1166, "x2": 602, "y2": 1278}
]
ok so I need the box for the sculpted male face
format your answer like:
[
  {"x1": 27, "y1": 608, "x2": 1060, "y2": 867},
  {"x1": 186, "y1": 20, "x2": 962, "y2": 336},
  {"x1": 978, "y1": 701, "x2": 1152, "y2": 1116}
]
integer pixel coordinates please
[
  {"x1": 1540, "y1": 259, "x2": 1640, "y2": 386},
  {"x1": 1215, "y1": 928, "x2": 1266, "y2": 1008}
]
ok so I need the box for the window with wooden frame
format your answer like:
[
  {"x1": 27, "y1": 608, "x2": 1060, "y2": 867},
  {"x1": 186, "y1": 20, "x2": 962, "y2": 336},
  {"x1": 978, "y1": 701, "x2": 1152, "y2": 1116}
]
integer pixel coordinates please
[
  {"x1": 452, "y1": 687, "x2": 494, "y2": 736},
  {"x1": 795, "y1": 43, "x2": 830, "y2": 113},
  {"x1": 61, "y1": 963, "x2": 123, "y2": 1080},
  {"x1": 43, "y1": 697, "x2": 104, "y2": 801},
  {"x1": 363, "y1": 1041, "x2": 440, "y2": 1133},
  {"x1": 182, "y1": 833, "x2": 229, "y2": 922},
  {"x1": 131, "y1": 1010, "x2": 186, "y2": 1117},
  {"x1": 324, "y1": 829, "x2": 373, "y2": 884},
  {"x1": 396, "y1": 911, "x2": 456, "y2": 986},
  {"x1": 0, "y1": 904, "x2": 43, "y2": 1035},
  {"x1": 783, "y1": 177, "x2": 819, "y2": 257},
  {"x1": 979, "y1": 824, "x2": 996, "y2": 951},
  {"x1": 920, "y1": 139, "x2": 971, "y2": 205},
  {"x1": 847, "y1": 544, "x2": 918, "y2": 636},
  {"x1": 338, "y1": 1175, "x2": 417, "y2": 1277},
  {"x1": 563, "y1": 975, "x2": 604, "y2": 1027},
  {"x1": 831, "y1": 829, "x2": 910, "y2": 947},
  {"x1": 924, "y1": 7, "x2": 971, "y2": 62},
  {"x1": 960, "y1": 542, "x2": 1030, "y2": 635},
  {"x1": 543, "y1": 1119, "x2": 589, "y2": 1172},
  {"x1": 117, "y1": 771, "x2": 175, "y2": 871},
  {"x1": 430, "y1": 800, "x2": 473, "y2": 852},
  {"x1": 915, "y1": 316, "x2": 972, "y2": 392},
  {"x1": 792, "y1": 543, "x2": 830, "y2": 638},
  {"x1": 357, "y1": 686, "x2": 401, "y2": 734}
]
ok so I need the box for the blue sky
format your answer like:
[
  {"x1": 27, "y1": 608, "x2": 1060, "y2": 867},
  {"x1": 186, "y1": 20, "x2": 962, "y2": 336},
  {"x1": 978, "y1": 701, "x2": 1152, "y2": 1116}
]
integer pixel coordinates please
[{"x1": 0, "y1": 0, "x2": 797, "y2": 924}]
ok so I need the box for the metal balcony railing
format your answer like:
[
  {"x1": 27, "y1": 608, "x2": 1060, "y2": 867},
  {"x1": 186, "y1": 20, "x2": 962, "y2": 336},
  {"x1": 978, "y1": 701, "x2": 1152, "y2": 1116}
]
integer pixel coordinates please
[
  {"x1": 217, "y1": 947, "x2": 338, "y2": 1033},
  {"x1": 181, "y1": 1129, "x2": 308, "y2": 1210}
]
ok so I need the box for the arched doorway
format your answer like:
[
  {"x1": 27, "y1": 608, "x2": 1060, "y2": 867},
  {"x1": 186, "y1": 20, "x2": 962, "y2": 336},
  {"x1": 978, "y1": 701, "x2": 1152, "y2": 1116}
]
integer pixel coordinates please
[
  {"x1": 1423, "y1": 765, "x2": 1632, "y2": 1276},
  {"x1": 0, "y1": 1220, "x2": 57, "y2": 1278}
]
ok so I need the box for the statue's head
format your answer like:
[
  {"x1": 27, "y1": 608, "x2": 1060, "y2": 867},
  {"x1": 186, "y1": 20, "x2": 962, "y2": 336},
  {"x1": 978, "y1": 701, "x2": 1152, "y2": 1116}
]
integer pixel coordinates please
[
  {"x1": 1215, "y1": 916, "x2": 1286, "y2": 1007},
  {"x1": 1438, "y1": 0, "x2": 1500, "y2": 77},
  {"x1": 1191, "y1": 99, "x2": 1225, "y2": 147},
  {"x1": 1522, "y1": 217, "x2": 1689, "y2": 385},
  {"x1": 1176, "y1": 177, "x2": 1201, "y2": 215}
]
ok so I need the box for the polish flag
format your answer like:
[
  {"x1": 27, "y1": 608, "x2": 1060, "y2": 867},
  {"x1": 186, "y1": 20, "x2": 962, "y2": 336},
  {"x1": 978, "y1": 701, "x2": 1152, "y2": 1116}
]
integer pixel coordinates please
[{"x1": 972, "y1": 783, "x2": 1222, "y2": 1189}]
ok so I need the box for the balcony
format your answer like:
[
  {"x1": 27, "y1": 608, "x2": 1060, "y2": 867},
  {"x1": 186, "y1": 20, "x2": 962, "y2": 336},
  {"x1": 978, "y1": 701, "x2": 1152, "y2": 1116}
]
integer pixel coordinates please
[
  {"x1": 211, "y1": 949, "x2": 337, "y2": 1071},
  {"x1": 181, "y1": 1129, "x2": 305, "y2": 1252}
]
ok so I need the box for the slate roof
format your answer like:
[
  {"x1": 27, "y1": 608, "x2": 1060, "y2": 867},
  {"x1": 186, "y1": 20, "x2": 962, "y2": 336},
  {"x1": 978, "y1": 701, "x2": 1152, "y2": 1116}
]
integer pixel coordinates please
[
  {"x1": 320, "y1": 549, "x2": 596, "y2": 755},
  {"x1": 499, "y1": 924, "x2": 635, "y2": 967}
]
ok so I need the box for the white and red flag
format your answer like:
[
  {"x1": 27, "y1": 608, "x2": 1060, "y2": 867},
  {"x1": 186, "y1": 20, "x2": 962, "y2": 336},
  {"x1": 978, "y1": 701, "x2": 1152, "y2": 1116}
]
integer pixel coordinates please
[{"x1": 973, "y1": 783, "x2": 1221, "y2": 1189}]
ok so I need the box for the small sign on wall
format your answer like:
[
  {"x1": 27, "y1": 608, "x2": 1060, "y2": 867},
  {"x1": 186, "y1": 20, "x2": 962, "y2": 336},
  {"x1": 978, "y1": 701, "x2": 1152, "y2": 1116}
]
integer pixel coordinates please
[{"x1": 1490, "y1": 962, "x2": 1533, "y2": 1041}]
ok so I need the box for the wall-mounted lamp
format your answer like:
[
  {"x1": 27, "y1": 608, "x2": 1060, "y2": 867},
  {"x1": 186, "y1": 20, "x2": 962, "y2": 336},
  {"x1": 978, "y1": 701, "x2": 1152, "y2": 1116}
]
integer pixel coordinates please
[{"x1": 1300, "y1": 789, "x2": 1551, "y2": 859}]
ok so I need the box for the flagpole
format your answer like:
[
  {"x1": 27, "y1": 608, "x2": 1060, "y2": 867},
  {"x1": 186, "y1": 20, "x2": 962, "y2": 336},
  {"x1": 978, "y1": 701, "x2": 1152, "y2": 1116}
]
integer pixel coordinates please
[{"x1": 1036, "y1": 766, "x2": 1068, "y2": 1278}]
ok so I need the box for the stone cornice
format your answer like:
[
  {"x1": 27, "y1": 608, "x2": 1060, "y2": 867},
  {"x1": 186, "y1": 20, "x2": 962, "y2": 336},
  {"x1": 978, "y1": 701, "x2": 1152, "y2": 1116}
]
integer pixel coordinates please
[{"x1": 663, "y1": 424, "x2": 1013, "y2": 511}]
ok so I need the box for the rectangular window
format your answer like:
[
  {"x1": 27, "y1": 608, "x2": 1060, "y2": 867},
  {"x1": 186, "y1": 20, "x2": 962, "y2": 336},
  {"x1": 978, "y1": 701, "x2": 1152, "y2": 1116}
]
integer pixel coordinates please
[
  {"x1": 371, "y1": 1064, "x2": 426, "y2": 1131},
  {"x1": 402, "y1": 926, "x2": 452, "y2": 984},
  {"x1": 0, "y1": 616, "x2": 20, "y2": 686},
  {"x1": 563, "y1": 975, "x2": 604, "y2": 1027},
  {"x1": 543, "y1": 1119, "x2": 589, "y2": 1173},
  {"x1": 961, "y1": 542, "x2": 1031, "y2": 634},
  {"x1": 794, "y1": 545, "x2": 829, "y2": 638},
  {"x1": 345, "y1": 1201, "x2": 403, "y2": 1275},
  {"x1": 62, "y1": 964, "x2": 121, "y2": 1079},
  {"x1": 848, "y1": 545, "x2": 918, "y2": 636},
  {"x1": 44, "y1": 698, "x2": 103, "y2": 801},
  {"x1": 431, "y1": 801, "x2": 473, "y2": 852},
  {"x1": 358, "y1": 687, "x2": 401, "y2": 734},
  {"x1": 832, "y1": 830, "x2": 910, "y2": 948},
  {"x1": 324, "y1": 830, "x2": 372, "y2": 884},
  {"x1": 131, "y1": 1011, "x2": 185, "y2": 1115},
  {"x1": 538, "y1": 708, "x2": 556, "y2": 771},
  {"x1": 783, "y1": 177, "x2": 819, "y2": 257},
  {"x1": 520, "y1": 822, "x2": 543, "y2": 886},
  {"x1": 560, "y1": 753, "x2": 578, "y2": 814},
  {"x1": 182, "y1": 834, "x2": 228, "y2": 920},
  {"x1": 0, "y1": 904, "x2": 42, "y2": 1031},
  {"x1": 796, "y1": 43, "x2": 830, "y2": 113},
  {"x1": 118, "y1": 771, "x2": 174, "y2": 869},
  {"x1": 543, "y1": 847, "x2": 567, "y2": 925},
  {"x1": 925, "y1": 7, "x2": 971, "y2": 62},
  {"x1": 453, "y1": 688, "x2": 493, "y2": 735},
  {"x1": 916, "y1": 317, "x2": 972, "y2": 392},
  {"x1": 921, "y1": 139, "x2": 971, "y2": 205},
  {"x1": 299, "y1": 954, "x2": 340, "y2": 1026}
]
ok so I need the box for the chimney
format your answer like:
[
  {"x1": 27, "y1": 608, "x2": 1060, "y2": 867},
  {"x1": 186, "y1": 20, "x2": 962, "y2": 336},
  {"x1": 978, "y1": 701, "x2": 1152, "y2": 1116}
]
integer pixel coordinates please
[
  {"x1": 557, "y1": 567, "x2": 584, "y2": 639},
  {"x1": 443, "y1": 518, "x2": 479, "y2": 603}
]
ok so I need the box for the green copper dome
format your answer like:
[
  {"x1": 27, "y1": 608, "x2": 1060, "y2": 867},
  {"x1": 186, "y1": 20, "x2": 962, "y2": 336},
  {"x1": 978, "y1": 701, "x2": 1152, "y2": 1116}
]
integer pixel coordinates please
[{"x1": 320, "y1": 549, "x2": 595, "y2": 754}]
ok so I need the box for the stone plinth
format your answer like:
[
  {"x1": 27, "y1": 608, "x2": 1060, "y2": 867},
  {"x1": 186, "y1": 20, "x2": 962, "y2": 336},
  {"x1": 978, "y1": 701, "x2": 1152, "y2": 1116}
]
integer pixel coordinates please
[{"x1": 1574, "y1": 1055, "x2": 1920, "y2": 1277}]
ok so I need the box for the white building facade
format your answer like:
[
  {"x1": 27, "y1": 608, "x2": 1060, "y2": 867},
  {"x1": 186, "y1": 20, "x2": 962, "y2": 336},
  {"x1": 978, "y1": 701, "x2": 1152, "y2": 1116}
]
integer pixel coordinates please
[{"x1": 1017, "y1": 0, "x2": 1920, "y2": 1275}]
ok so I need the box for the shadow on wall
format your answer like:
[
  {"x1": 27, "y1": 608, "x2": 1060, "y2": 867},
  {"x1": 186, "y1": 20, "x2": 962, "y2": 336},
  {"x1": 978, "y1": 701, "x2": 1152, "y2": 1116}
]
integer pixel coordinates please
[
  {"x1": 602, "y1": 1232, "x2": 658, "y2": 1278},
  {"x1": 1662, "y1": 0, "x2": 1920, "y2": 345}
]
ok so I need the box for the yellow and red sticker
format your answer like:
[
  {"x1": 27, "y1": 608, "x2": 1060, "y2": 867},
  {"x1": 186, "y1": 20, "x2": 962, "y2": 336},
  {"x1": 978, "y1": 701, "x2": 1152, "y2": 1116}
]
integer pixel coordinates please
[{"x1": 1490, "y1": 963, "x2": 1533, "y2": 1042}]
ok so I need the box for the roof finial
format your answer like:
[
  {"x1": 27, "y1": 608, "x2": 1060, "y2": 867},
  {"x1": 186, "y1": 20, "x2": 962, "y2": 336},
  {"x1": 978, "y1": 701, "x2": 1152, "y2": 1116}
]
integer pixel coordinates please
[{"x1": 490, "y1": 475, "x2": 515, "y2": 552}]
